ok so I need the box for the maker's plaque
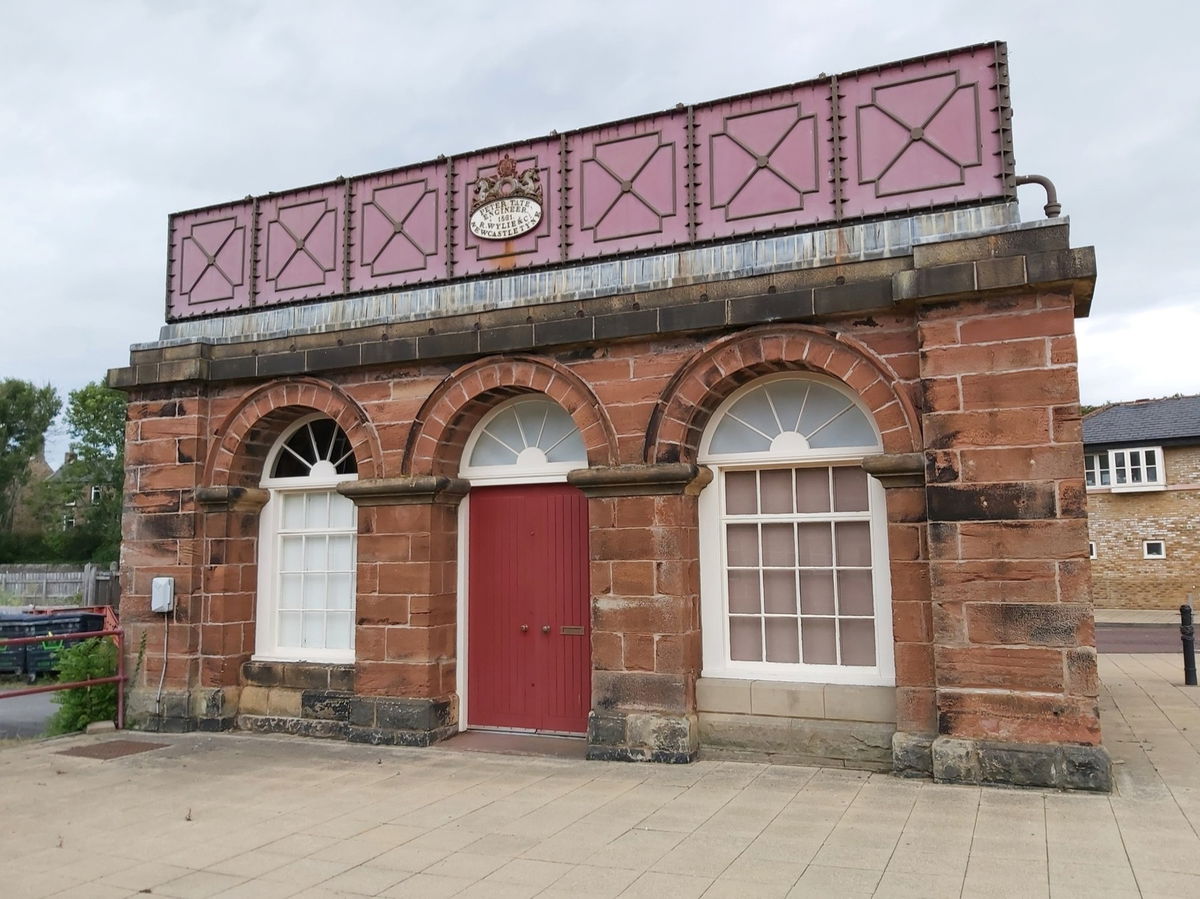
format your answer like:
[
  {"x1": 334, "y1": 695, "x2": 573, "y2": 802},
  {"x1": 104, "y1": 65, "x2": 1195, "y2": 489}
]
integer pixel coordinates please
[{"x1": 468, "y1": 154, "x2": 543, "y2": 240}]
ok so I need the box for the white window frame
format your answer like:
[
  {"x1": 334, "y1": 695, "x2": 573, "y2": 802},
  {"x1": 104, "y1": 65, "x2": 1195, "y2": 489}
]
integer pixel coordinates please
[
  {"x1": 1087, "y1": 446, "x2": 1165, "y2": 492},
  {"x1": 255, "y1": 414, "x2": 358, "y2": 664},
  {"x1": 1084, "y1": 451, "x2": 1110, "y2": 488},
  {"x1": 697, "y1": 373, "x2": 895, "y2": 687},
  {"x1": 89, "y1": 485, "x2": 102, "y2": 504},
  {"x1": 1143, "y1": 540, "x2": 1166, "y2": 560},
  {"x1": 1088, "y1": 541, "x2": 1097, "y2": 559},
  {"x1": 459, "y1": 395, "x2": 588, "y2": 486}
]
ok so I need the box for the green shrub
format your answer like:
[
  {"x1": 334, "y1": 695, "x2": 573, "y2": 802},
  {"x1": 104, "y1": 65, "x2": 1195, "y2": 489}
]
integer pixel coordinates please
[{"x1": 46, "y1": 637, "x2": 117, "y2": 734}]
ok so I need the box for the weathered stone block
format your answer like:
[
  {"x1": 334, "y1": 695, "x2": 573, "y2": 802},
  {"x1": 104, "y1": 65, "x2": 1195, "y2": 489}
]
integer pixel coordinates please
[
  {"x1": 1062, "y1": 744, "x2": 1113, "y2": 792},
  {"x1": 241, "y1": 661, "x2": 285, "y2": 687},
  {"x1": 930, "y1": 735, "x2": 1111, "y2": 792},
  {"x1": 927, "y1": 483, "x2": 1058, "y2": 522},
  {"x1": 267, "y1": 687, "x2": 302, "y2": 717},
  {"x1": 237, "y1": 685, "x2": 269, "y2": 716},
  {"x1": 586, "y1": 710, "x2": 697, "y2": 763},
  {"x1": 823, "y1": 684, "x2": 896, "y2": 723},
  {"x1": 750, "y1": 681, "x2": 825, "y2": 718},
  {"x1": 301, "y1": 690, "x2": 354, "y2": 722},
  {"x1": 695, "y1": 678, "x2": 752, "y2": 714},
  {"x1": 592, "y1": 670, "x2": 689, "y2": 714},
  {"x1": 238, "y1": 715, "x2": 350, "y2": 741},
  {"x1": 699, "y1": 712, "x2": 893, "y2": 770},
  {"x1": 892, "y1": 731, "x2": 934, "y2": 778},
  {"x1": 625, "y1": 712, "x2": 698, "y2": 756},
  {"x1": 281, "y1": 663, "x2": 336, "y2": 691},
  {"x1": 587, "y1": 712, "x2": 626, "y2": 747}
]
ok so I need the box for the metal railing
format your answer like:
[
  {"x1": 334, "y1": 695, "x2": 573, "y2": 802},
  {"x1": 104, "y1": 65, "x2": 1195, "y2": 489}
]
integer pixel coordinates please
[{"x1": 0, "y1": 606, "x2": 124, "y2": 729}]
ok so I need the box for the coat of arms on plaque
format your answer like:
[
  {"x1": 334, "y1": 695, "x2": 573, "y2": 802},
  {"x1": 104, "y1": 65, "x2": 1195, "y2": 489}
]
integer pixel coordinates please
[{"x1": 468, "y1": 154, "x2": 543, "y2": 240}]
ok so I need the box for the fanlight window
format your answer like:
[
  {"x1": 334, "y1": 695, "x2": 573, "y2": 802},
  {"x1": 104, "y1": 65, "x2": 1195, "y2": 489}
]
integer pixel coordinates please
[
  {"x1": 271, "y1": 418, "x2": 358, "y2": 479},
  {"x1": 707, "y1": 378, "x2": 877, "y2": 456},
  {"x1": 464, "y1": 397, "x2": 586, "y2": 474}
]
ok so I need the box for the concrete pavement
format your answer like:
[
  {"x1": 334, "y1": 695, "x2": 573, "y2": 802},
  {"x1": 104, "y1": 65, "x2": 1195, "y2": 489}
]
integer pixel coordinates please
[{"x1": 0, "y1": 654, "x2": 1197, "y2": 898}]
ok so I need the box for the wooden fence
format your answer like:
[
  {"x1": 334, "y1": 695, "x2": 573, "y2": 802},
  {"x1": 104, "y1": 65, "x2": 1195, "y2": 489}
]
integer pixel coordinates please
[{"x1": 0, "y1": 563, "x2": 120, "y2": 608}]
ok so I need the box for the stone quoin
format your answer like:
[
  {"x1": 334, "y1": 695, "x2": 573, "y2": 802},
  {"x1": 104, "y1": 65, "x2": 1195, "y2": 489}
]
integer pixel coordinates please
[{"x1": 110, "y1": 41, "x2": 1110, "y2": 791}]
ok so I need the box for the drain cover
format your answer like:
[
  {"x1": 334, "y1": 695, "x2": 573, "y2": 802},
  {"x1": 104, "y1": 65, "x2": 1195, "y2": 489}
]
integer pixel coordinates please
[{"x1": 58, "y1": 740, "x2": 170, "y2": 760}]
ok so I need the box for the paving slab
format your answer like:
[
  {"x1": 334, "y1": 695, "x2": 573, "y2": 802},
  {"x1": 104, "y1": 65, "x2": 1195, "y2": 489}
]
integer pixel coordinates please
[{"x1": 0, "y1": 654, "x2": 1197, "y2": 897}]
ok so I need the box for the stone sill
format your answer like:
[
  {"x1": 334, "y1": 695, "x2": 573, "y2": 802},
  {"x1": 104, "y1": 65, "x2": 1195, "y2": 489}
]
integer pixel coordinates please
[{"x1": 696, "y1": 676, "x2": 896, "y2": 724}]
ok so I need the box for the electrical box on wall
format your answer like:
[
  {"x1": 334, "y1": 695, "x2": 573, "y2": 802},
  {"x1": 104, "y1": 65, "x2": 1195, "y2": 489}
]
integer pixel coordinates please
[{"x1": 151, "y1": 577, "x2": 175, "y2": 613}]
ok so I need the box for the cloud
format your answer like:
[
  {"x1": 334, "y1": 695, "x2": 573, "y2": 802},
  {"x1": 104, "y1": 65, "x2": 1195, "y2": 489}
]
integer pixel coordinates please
[
  {"x1": 2, "y1": 0, "x2": 1197, "y2": 465},
  {"x1": 1077, "y1": 304, "x2": 1200, "y2": 406}
]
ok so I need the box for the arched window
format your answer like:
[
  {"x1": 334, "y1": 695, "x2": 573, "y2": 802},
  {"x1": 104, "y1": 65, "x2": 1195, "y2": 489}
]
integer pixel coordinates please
[
  {"x1": 255, "y1": 415, "x2": 358, "y2": 663},
  {"x1": 698, "y1": 374, "x2": 894, "y2": 685},
  {"x1": 459, "y1": 396, "x2": 587, "y2": 484}
]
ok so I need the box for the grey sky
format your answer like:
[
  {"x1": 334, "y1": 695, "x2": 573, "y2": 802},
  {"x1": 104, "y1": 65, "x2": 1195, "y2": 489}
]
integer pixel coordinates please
[{"x1": 2, "y1": 0, "x2": 1196, "y2": 464}]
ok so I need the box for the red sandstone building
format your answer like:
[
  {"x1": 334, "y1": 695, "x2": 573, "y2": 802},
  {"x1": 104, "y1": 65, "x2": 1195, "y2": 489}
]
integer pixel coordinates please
[{"x1": 110, "y1": 42, "x2": 1110, "y2": 790}]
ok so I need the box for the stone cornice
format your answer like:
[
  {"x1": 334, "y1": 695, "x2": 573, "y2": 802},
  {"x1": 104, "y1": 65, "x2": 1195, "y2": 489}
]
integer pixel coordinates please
[
  {"x1": 194, "y1": 486, "x2": 270, "y2": 512},
  {"x1": 109, "y1": 218, "x2": 1095, "y2": 390},
  {"x1": 337, "y1": 476, "x2": 470, "y2": 507},
  {"x1": 861, "y1": 452, "x2": 925, "y2": 488},
  {"x1": 567, "y1": 464, "x2": 712, "y2": 498}
]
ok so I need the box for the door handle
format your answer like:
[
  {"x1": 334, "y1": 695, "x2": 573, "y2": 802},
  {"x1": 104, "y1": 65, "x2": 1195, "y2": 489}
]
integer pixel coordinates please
[
  {"x1": 541, "y1": 625, "x2": 551, "y2": 634},
  {"x1": 520, "y1": 625, "x2": 528, "y2": 632}
]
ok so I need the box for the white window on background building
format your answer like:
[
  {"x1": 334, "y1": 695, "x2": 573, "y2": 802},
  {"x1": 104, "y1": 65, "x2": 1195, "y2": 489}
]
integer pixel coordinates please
[
  {"x1": 1088, "y1": 541, "x2": 1097, "y2": 559},
  {"x1": 1143, "y1": 540, "x2": 1166, "y2": 560},
  {"x1": 89, "y1": 485, "x2": 102, "y2": 504},
  {"x1": 255, "y1": 415, "x2": 358, "y2": 663},
  {"x1": 1085, "y1": 446, "x2": 1165, "y2": 491},
  {"x1": 1084, "y1": 451, "x2": 1110, "y2": 487},
  {"x1": 697, "y1": 374, "x2": 894, "y2": 686}
]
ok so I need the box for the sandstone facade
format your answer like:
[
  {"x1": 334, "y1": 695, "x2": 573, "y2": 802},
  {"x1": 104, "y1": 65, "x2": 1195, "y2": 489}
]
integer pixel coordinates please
[{"x1": 110, "y1": 215, "x2": 1110, "y2": 790}]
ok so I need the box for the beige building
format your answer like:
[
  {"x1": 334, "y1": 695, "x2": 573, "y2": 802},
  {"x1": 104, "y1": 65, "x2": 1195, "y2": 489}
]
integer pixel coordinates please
[{"x1": 1085, "y1": 396, "x2": 1200, "y2": 610}]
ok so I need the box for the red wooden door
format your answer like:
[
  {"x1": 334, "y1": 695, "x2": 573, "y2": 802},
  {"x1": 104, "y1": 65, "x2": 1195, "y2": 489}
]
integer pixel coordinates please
[{"x1": 467, "y1": 483, "x2": 591, "y2": 734}]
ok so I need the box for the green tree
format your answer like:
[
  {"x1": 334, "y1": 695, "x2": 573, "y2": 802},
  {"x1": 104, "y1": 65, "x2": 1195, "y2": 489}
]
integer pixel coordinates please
[
  {"x1": 40, "y1": 382, "x2": 126, "y2": 563},
  {"x1": 0, "y1": 379, "x2": 61, "y2": 530}
]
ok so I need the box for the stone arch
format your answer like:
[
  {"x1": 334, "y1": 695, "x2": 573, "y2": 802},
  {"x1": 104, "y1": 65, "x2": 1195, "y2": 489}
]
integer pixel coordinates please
[
  {"x1": 402, "y1": 355, "x2": 619, "y2": 477},
  {"x1": 202, "y1": 376, "x2": 382, "y2": 489},
  {"x1": 646, "y1": 324, "x2": 920, "y2": 464}
]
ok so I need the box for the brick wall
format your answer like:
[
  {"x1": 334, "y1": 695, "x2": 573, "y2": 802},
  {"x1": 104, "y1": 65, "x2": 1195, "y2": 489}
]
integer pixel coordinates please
[
  {"x1": 918, "y1": 290, "x2": 1100, "y2": 747},
  {"x1": 117, "y1": 314, "x2": 924, "y2": 733},
  {"x1": 113, "y1": 217, "x2": 1107, "y2": 785},
  {"x1": 1088, "y1": 444, "x2": 1200, "y2": 609}
]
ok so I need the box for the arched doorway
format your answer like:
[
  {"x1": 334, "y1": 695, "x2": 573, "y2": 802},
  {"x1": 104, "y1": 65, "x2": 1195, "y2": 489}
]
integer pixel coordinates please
[{"x1": 458, "y1": 396, "x2": 591, "y2": 734}]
